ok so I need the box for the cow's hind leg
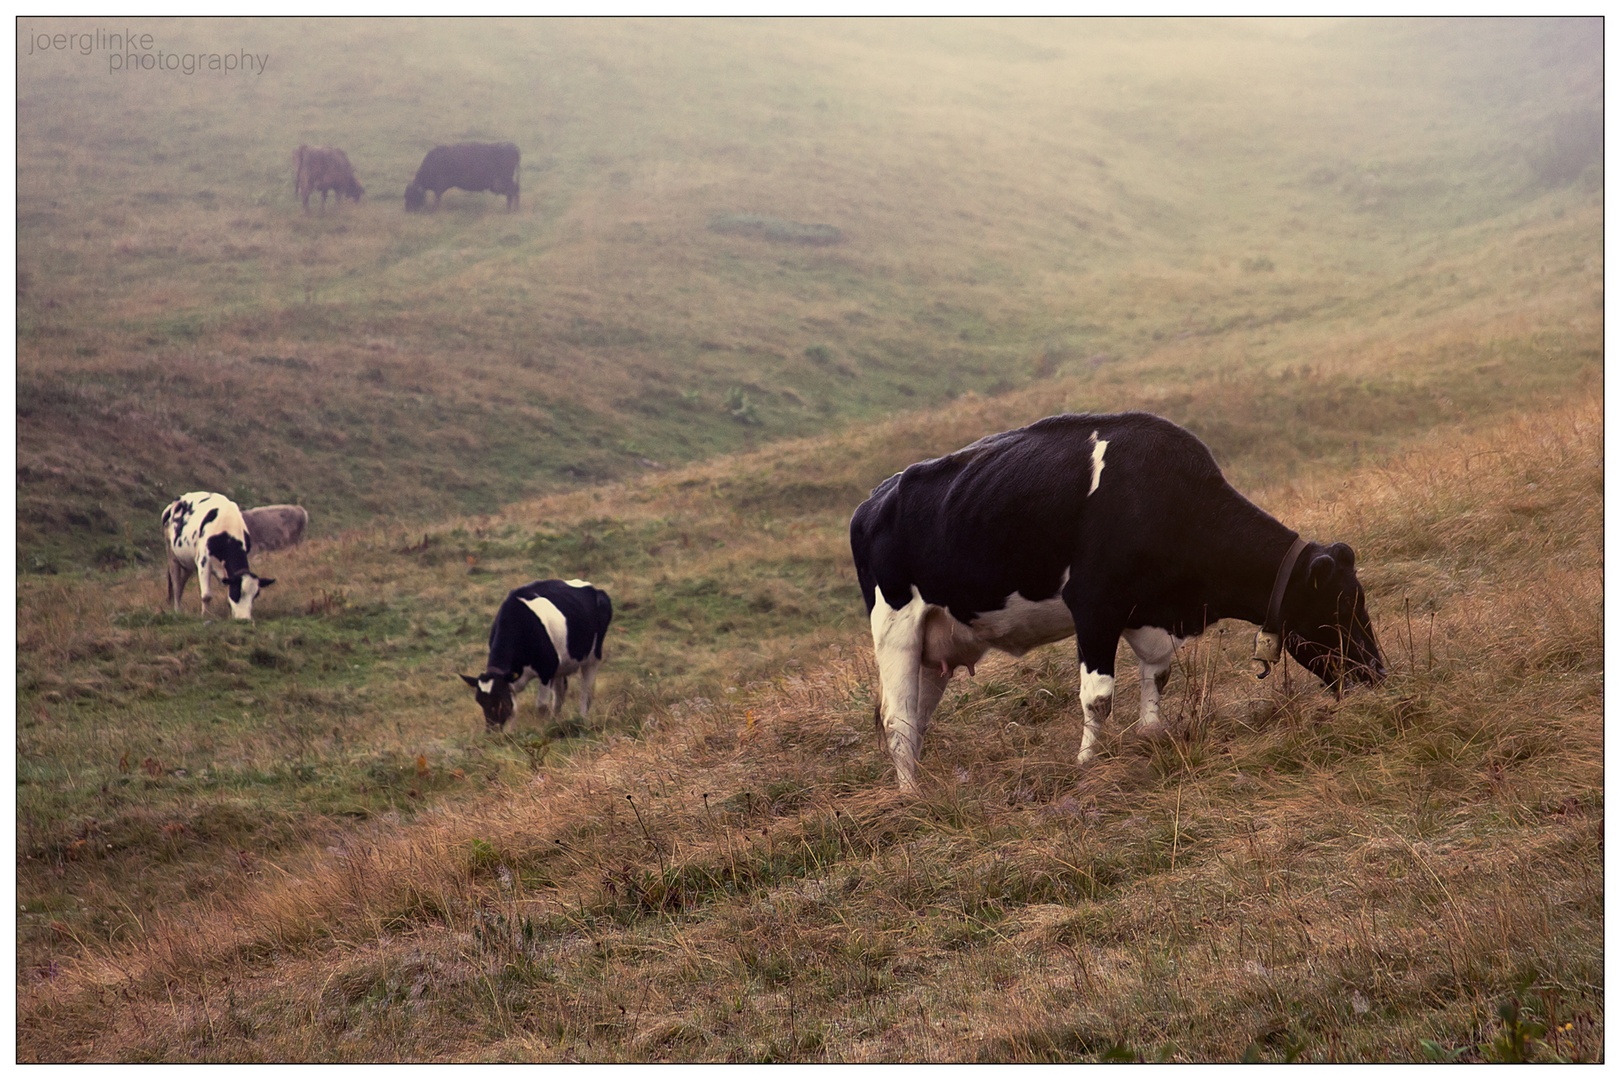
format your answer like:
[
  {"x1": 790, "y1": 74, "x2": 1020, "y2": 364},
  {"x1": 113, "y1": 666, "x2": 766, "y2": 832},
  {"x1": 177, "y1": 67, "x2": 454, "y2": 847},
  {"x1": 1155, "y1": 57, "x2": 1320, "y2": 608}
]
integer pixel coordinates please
[
  {"x1": 1123, "y1": 626, "x2": 1181, "y2": 739},
  {"x1": 166, "y1": 556, "x2": 193, "y2": 613}
]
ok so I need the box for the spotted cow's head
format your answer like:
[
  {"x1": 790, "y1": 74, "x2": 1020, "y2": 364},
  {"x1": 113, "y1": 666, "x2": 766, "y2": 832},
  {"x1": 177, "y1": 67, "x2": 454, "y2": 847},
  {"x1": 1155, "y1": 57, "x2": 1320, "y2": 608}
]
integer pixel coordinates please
[
  {"x1": 460, "y1": 670, "x2": 516, "y2": 731},
  {"x1": 404, "y1": 183, "x2": 427, "y2": 212},
  {"x1": 225, "y1": 573, "x2": 274, "y2": 620},
  {"x1": 1284, "y1": 542, "x2": 1385, "y2": 692}
]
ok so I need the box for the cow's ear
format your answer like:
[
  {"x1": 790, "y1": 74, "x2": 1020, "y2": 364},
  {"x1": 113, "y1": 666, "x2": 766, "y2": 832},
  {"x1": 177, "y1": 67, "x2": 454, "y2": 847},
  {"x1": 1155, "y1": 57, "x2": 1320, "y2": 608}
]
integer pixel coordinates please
[
  {"x1": 258, "y1": 577, "x2": 276, "y2": 589},
  {"x1": 1308, "y1": 553, "x2": 1336, "y2": 587},
  {"x1": 505, "y1": 671, "x2": 521, "y2": 683},
  {"x1": 459, "y1": 673, "x2": 481, "y2": 688},
  {"x1": 1328, "y1": 542, "x2": 1355, "y2": 569}
]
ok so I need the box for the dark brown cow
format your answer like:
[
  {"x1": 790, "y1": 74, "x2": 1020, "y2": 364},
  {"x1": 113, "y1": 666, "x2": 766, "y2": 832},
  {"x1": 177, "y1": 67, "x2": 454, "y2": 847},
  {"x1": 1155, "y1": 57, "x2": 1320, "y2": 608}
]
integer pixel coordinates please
[
  {"x1": 405, "y1": 142, "x2": 520, "y2": 212},
  {"x1": 294, "y1": 145, "x2": 364, "y2": 213},
  {"x1": 242, "y1": 504, "x2": 309, "y2": 553}
]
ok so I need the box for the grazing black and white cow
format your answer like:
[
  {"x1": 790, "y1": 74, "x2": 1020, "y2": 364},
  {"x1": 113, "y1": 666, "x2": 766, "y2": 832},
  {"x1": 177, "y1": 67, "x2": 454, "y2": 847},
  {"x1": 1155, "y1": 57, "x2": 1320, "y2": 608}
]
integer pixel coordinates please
[
  {"x1": 461, "y1": 579, "x2": 613, "y2": 731},
  {"x1": 405, "y1": 142, "x2": 520, "y2": 212},
  {"x1": 850, "y1": 412, "x2": 1385, "y2": 791},
  {"x1": 161, "y1": 492, "x2": 275, "y2": 620}
]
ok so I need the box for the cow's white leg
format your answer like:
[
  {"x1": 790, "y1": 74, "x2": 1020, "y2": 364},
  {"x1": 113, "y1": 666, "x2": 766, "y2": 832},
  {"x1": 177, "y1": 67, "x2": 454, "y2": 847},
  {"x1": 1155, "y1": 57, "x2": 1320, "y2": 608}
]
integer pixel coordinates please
[
  {"x1": 1123, "y1": 626, "x2": 1181, "y2": 738},
  {"x1": 871, "y1": 586, "x2": 932, "y2": 791},
  {"x1": 1076, "y1": 664, "x2": 1115, "y2": 765},
  {"x1": 576, "y1": 660, "x2": 599, "y2": 718}
]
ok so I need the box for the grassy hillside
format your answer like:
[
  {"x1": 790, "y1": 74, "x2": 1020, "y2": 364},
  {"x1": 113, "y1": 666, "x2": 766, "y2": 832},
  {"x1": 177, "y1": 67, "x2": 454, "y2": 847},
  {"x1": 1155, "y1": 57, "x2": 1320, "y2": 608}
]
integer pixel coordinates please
[
  {"x1": 16, "y1": 17, "x2": 1600, "y2": 565},
  {"x1": 14, "y1": 15, "x2": 1603, "y2": 1064},
  {"x1": 17, "y1": 384, "x2": 1602, "y2": 1062}
]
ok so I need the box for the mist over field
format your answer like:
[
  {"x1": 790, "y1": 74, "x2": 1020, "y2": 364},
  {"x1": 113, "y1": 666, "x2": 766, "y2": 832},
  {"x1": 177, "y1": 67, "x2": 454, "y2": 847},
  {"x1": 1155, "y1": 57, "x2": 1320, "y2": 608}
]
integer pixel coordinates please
[
  {"x1": 17, "y1": 16, "x2": 1600, "y2": 563},
  {"x1": 16, "y1": 16, "x2": 1602, "y2": 1064}
]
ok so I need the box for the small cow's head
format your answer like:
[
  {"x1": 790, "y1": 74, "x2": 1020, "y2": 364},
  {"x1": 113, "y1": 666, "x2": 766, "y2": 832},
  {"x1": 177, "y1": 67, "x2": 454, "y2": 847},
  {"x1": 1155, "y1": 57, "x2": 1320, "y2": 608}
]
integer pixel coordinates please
[
  {"x1": 345, "y1": 178, "x2": 366, "y2": 202},
  {"x1": 404, "y1": 183, "x2": 427, "y2": 212},
  {"x1": 1285, "y1": 542, "x2": 1385, "y2": 692},
  {"x1": 460, "y1": 670, "x2": 516, "y2": 731},
  {"x1": 225, "y1": 573, "x2": 274, "y2": 620}
]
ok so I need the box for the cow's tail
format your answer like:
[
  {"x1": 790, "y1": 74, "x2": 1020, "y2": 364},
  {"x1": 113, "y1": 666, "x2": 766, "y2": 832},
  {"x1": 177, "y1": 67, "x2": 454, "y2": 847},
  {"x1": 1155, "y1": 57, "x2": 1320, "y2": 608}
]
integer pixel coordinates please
[
  {"x1": 294, "y1": 144, "x2": 307, "y2": 196},
  {"x1": 593, "y1": 590, "x2": 614, "y2": 659}
]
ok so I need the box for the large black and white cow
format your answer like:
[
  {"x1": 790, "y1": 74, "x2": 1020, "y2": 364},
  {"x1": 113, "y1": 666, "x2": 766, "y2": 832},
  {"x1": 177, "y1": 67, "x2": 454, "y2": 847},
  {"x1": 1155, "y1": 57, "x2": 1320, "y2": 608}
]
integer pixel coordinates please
[
  {"x1": 850, "y1": 412, "x2": 1385, "y2": 791},
  {"x1": 161, "y1": 492, "x2": 275, "y2": 620},
  {"x1": 405, "y1": 142, "x2": 520, "y2": 212},
  {"x1": 461, "y1": 579, "x2": 613, "y2": 732}
]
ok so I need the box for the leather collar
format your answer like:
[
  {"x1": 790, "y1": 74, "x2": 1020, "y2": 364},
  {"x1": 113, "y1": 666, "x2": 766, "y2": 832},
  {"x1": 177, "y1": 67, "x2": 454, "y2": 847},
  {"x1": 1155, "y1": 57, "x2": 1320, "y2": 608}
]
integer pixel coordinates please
[{"x1": 1253, "y1": 535, "x2": 1310, "y2": 677}]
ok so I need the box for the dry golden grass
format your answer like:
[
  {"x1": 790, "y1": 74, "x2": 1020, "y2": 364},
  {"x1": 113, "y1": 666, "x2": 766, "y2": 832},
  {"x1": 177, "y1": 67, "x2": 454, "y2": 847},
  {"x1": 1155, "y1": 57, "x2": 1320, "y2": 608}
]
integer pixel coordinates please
[{"x1": 18, "y1": 388, "x2": 1601, "y2": 1062}]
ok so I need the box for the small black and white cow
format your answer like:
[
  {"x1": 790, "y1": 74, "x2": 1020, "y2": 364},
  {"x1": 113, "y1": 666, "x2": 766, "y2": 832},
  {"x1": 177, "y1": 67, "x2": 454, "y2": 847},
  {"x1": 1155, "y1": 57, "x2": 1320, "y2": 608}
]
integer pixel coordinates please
[
  {"x1": 850, "y1": 412, "x2": 1385, "y2": 791},
  {"x1": 461, "y1": 579, "x2": 613, "y2": 732},
  {"x1": 161, "y1": 492, "x2": 275, "y2": 620}
]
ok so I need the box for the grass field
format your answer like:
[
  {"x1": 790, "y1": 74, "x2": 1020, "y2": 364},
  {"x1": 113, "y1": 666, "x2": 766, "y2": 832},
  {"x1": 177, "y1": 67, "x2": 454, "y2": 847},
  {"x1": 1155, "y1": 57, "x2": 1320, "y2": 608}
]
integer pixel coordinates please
[{"x1": 15, "y1": 16, "x2": 1603, "y2": 1062}]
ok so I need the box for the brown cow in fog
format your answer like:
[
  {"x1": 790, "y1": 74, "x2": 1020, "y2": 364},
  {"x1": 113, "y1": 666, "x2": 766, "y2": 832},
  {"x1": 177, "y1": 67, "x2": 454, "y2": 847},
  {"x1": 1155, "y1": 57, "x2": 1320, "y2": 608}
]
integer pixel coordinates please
[
  {"x1": 243, "y1": 504, "x2": 309, "y2": 553},
  {"x1": 294, "y1": 146, "x2": 364, "y2": 212}
]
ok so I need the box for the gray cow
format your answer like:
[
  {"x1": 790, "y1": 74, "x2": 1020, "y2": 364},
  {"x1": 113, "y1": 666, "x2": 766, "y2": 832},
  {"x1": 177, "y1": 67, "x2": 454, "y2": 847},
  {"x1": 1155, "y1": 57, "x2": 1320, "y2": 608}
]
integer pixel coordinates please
[{"x1": 243, "y1": 504, "x2": 309, "y2": 553}]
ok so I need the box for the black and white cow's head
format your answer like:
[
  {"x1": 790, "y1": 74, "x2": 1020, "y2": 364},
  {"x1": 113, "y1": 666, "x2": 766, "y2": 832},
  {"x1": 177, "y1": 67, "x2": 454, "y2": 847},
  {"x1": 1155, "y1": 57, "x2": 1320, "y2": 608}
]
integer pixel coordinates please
[
  {"x1": 205, "y1": 530, "x2": 274, "y2": 620},
  {"x1": 460, "y1": 670, "x2": 516, "y2": 731},
  {"x1": 223, "y1": 571, "x2": 274, "y2": 621},
  {"x1": 1284, "y1": 542, "x2": 1385, "y2": 691}
]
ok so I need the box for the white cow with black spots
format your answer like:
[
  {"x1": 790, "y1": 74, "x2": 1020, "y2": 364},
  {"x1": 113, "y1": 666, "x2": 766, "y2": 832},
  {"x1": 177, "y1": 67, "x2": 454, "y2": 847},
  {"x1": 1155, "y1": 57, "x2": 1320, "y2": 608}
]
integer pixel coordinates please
[
  {"x1": 161, "y1": 491, "x2": 275, "y2": 620},
  {"x1": 849, "y1": 412, "x2": 1385, "y2": 792}
]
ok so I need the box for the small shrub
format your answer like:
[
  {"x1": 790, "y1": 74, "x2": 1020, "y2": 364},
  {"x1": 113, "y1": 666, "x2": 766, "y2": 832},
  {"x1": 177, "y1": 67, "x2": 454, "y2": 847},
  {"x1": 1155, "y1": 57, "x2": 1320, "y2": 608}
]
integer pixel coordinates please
[{"x1": 725, "y1": 387, "x2": 761, "y2": 425}]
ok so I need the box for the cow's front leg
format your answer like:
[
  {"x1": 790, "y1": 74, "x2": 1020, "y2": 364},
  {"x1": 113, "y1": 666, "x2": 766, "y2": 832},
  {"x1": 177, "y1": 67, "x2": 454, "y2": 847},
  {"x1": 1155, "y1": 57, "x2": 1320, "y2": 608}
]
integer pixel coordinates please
[
  {"x1": 1123, "y1": 626, "x2": 1181, "y2": 739},
  {"x1": 194, "y1": 557, "x2": 214, "y2": 615},
  {"x1": 1075, "y1": 658, "x2": 1116, "y2": 765},
  {"x1": 544, "y1": 675, "x2": 568, "y2": 717},
  {"x1": 870, "y1": 586, "x2": 933, "y2": 791},
  {"x1": 576, "y1": 660, "x2": 599, "y2": 718},
  {"x1": 1067, "y1": 599, "x2": 1122, "y2": 766}
]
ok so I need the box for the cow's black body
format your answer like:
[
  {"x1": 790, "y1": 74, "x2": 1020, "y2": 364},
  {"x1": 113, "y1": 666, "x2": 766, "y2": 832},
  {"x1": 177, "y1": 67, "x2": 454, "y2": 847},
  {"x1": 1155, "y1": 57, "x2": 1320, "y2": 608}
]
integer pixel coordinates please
[
  {"x1": 850, "y1": 412, "x2": 1384, "y2": 790},
  {"x1": 461, "y1": 579, "x2": 612, "y2": 730},
  {"x1": 405, "y1": 142, "x2": 520, "y2": 211}
]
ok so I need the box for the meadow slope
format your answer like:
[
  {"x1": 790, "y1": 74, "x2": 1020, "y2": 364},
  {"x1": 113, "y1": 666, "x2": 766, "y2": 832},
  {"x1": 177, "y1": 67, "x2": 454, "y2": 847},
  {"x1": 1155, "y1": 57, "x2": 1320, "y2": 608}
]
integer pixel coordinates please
[{"x1": 16, "y1": 386, "x2": 1602, "y2": 1062}]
